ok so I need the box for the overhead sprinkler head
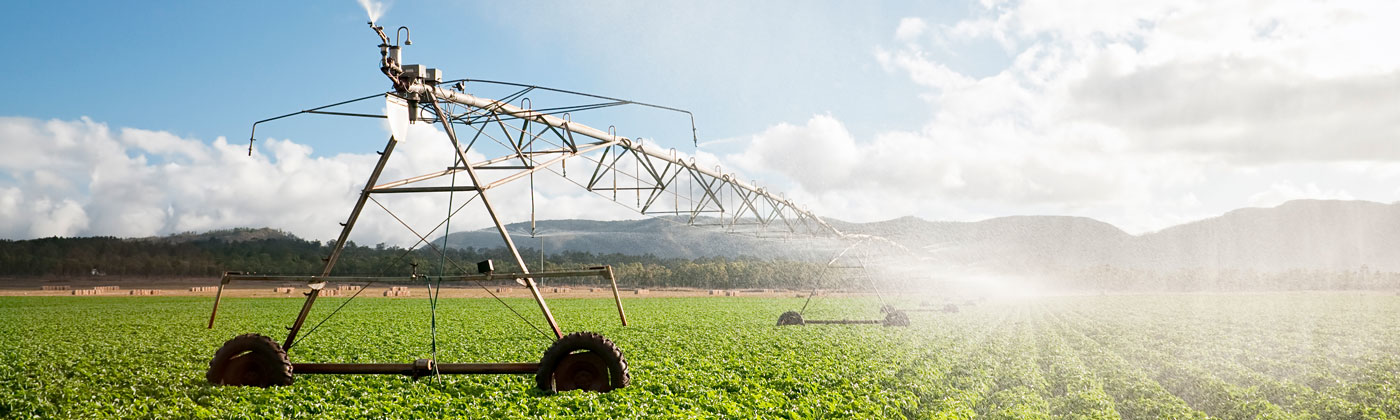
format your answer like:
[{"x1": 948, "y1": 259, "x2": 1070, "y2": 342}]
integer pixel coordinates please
[
  {"x1": 370, "y1": 24, "x2": 413, "y2": 68},
  {"x1": 371, "y1": 22, "x2": 402, "y2": 86},
  {"x1": 370, "y1": 22, "x2": 389, "y2": 45}
]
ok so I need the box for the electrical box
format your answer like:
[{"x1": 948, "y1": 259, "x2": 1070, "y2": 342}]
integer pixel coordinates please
[{"x1": 402, "y1": 64, "x2": 426, "y2": 79}]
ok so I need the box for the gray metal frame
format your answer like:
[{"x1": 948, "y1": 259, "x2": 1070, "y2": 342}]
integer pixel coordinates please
[{"x1": 224, "y1": 23, "x2": 850, "y2": 351}]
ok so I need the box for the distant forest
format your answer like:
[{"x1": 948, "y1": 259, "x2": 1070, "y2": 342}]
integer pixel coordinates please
[
  {"x1": 0, "y1": 230, "x2": 832, "y2": 290},
  {"x1": 2, "y1": 229, "x2": 1396, "y2": 292}
]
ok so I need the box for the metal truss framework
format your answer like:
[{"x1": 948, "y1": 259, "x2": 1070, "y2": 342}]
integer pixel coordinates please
[
  {"x1": 238, "y1": 24, "x2": 849, "y2": 351},
  {"x1": 387, "y1": 82, "x2": 844, "y2": 239}
]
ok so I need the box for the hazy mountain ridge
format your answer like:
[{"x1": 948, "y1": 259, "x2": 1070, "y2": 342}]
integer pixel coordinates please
[
  {"x1": 1133, "y1": 200, "x2": 1400, "y2": 271},
  {"x1": 443, "y1": 199, "x2": 1400, "y2": 272},
  {"x1": 440, "y1": 216, "x2": 813, "y2": 260},
  {"x1": 133, "y1": 227, "x2": 300, "y2": 244}
]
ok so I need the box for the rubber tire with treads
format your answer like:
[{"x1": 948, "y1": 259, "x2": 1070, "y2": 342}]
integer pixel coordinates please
[
  {"x1": 536, "y1": 332, "x2": 629, "y2": 393},
  {"x1": 207, "y1": 333, "x2": 294, "y2": 387},
  {"x1": 777, "y1": 310, "x2": 805, "y2": 326}
]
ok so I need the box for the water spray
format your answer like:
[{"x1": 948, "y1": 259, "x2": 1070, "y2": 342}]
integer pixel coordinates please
[{"x1": 358, "y1": 0, "x2": 386, "y2": 25}]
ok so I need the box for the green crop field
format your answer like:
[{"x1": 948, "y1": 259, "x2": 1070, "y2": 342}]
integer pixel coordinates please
[{"x1": 2, "y1": 294, "x2": 1400, "y2": 419}]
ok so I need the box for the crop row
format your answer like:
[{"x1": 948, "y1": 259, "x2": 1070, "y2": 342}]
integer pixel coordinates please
[{"x1": 4, "y1": 294, "x2": 1400, "y2": 419}]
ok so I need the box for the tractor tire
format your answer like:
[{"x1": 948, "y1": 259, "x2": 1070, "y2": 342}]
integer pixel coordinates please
[
  {"x1": 884, "y1": 310, "x2": 910, "y2": 327},
  {"x1": 776, "y1": 310, "x2": 805, "y2": 326},
  {"x1": 536, "y1": 332, "x2": 629, "y2": 393},
  {"x1": 207, "y1": 333, "x2": 294, "y2": 387}
]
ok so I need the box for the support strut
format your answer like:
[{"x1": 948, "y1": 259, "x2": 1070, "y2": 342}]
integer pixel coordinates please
[
  {"x1": 284, "y1": 136, "x2": 399, "y2": 350},
  {"x1": 604, "y1": 266, "x2": 628, "y2": 326},
  {"x1": 206, "y1": 273, "x2": 232, "y2": 329},
  {"x1": 427, "y1": 98, "x2": 564, "y2": 339}
]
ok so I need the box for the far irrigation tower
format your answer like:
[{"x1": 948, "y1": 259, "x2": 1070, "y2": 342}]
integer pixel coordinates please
[{"x1": 204, "y1": 21, "x2": 850, "y2": 393}]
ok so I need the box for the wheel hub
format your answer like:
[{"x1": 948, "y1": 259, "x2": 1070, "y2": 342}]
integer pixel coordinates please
[{"x1": 553, "y1": 351, "x2": 610, "y2": 392}]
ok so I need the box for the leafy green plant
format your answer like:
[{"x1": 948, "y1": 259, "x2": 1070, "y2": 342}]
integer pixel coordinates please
[{"x1": 2, "y1": 294, "x2": 1399, "y2": 419}]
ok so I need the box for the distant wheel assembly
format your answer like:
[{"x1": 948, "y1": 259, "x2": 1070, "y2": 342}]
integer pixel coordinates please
[
  {"x1": 207, "y1": 333, "x2": 294, "y2": 387},
  {"x1": 778, "y1": 309, "x2": 908, "y2": 327},
  {"x1": 777, "y1": 310, "x2": 806, "y2": 326},
  {"x1": 536, "y1": 332, "x2": 630, "y2": 392},
  {"x1": 883, "y1": 310, "x2": 909, "y2": 327}
]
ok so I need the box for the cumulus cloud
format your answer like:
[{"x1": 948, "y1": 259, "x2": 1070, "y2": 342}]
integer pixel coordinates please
[
  {"x1": 0, "y1": 116, "x2": 639, "y2": 245},
  {"x1": 725, "y1": 0, "x2": 1400, "y2": 233},
  {"x1": 893, "y1": 17, "x2": 928, "y2": 41}
]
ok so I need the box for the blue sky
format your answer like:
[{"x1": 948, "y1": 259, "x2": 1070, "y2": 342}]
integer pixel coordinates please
[
  {"x1": 3, "y1": 1, "x2": 971, "y2": 155},
  {"x1": 2, "y1": 1, "x2": 1398, "y2": 245}
]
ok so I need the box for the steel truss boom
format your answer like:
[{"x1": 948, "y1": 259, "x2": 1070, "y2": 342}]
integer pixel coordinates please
[{"x1": 380, "y1": 82, "x2": 843, "y2": 238}]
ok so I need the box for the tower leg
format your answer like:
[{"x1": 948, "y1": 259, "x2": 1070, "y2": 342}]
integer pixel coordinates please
[
  {"x1": 427, "y1": 99, "x2": 563, "y2": 339},
  {"x1": 284, "y1": 136, "x2": 399, "y2": 350}
]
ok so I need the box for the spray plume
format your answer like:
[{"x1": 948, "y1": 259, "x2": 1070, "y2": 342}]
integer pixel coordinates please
[{"x1": 357, "y1": 0, "x2": 387, "y2": 24}]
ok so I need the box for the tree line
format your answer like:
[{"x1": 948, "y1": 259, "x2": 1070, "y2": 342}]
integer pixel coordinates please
[
  {"x1": 3, "y1": 230, "x2": 1394, "y2": 292},
  {"x1": 0, "y1": 232, "x2": 848, "y2": 290}
]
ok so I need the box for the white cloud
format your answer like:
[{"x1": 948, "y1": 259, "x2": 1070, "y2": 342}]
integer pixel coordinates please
[
  {"x1": 0, "y1": 116, "x2": 640, "y2": 245},
  {"x1": 894, "y1": 17, "x2": 928, "y2": 41},
  {"x1": 119, "y1": 127, "x2": 211, "y2": 162},
  {"x1": 728, "y1": 115, "x2": 861, "y2": 191},
  {"x1": 0, "y1": 188, "x2": 89, "y2": 238},
  {"x1": 723, "y1": 0, "x2": 1400, "y2": 233},
  {"x1": 876, "y1": 46, "x2": 976, "y2": 91}
]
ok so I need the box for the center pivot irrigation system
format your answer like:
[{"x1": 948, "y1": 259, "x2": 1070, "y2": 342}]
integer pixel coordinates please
[{"x1": 203, "y1": 22, "x2": 857, "y2": 393}]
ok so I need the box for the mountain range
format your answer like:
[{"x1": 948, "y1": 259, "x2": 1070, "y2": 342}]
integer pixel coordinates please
[{"x1": 441, "y1": 200, "x2": 1400, "y2": 273}]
